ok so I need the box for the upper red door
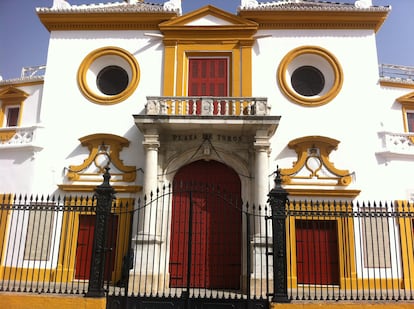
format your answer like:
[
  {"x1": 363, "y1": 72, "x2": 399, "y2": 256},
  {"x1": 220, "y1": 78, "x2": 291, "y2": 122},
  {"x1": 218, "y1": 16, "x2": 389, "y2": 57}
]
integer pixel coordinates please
[
  {"x1": 169, "y1": 160, "x2": 242, "y2": 289},
  {"x1": 188, "y1": 58, "x2": 228, "y2": 96}
]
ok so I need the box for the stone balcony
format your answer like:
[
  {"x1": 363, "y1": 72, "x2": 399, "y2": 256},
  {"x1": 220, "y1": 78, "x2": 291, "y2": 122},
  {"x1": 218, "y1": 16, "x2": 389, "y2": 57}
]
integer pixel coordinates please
[
  {"x1": 135, "y1": 96, "x2": 279, "y2": 137},
  {"x1": 0, "y1": 125, "x2": 42, "y2": 151},
  {"x1": 376, "y1": 131, "x2": 414, "y2": 160},
  {"x1": 145, "y1": 96, "x2": 270, "y2": 116}
]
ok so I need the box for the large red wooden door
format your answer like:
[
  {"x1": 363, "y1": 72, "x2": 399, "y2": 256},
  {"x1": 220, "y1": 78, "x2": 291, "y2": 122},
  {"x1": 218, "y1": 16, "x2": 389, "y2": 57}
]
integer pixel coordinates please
[
  {"x1": 296, "y1": 220, "x2": 339, "y2": 285},
  {"x1": 75, "y1": 214, "x2": 118, "y2": 280},
  {"x1": 169, "y1": 160, "x2": 242, "y2": 289}
]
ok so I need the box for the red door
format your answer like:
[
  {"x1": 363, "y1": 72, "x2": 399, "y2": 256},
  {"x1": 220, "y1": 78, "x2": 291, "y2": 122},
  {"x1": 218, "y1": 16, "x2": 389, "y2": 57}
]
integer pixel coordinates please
[
  {"x1": 75, "y1": 215, "x2": 118, "y2": 280},
  {"x1": 169, "y1": 160, "x2": 242, "y2": 289},
  {"x1": 188, "y1": 58, "x2": 228, "y2": 115},
  {"x1": 75, "y1": 215, "x2": 95, "y2": 279},
  {"x1": 296, "y1": 220, "x2": 339, "y2": 285}
]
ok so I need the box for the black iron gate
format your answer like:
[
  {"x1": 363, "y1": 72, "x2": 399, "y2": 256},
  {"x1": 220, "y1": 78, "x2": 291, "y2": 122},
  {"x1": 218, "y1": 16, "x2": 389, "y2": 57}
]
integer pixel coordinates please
[{"x1": 105, "y1": 181, "x2": 271, "y2": 309}]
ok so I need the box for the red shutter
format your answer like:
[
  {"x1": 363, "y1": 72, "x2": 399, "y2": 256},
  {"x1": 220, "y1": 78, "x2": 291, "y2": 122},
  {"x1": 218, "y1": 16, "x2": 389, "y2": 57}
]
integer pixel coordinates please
[
  {"x1": 6, "y1": 107, "x2": 19, "y2": 127},
  {"x1": 296, "y1": 220, "x2": 339, "y2": 285},
  {"x1": 188, "y1": 58, "x2": 228, "y2": 96},
  {"x1": 407, "y1": 112, "x2": 414, "y2": 132}
]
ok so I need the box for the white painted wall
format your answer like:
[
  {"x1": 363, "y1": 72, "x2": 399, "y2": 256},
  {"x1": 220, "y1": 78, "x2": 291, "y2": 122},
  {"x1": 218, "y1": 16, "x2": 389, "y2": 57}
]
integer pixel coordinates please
[
  {"x1": 252, "y1": 29, "x2": 414, "y2": 200},
  {"x1": 30, "y1": 30, "x2": 164, "y2": 193}
]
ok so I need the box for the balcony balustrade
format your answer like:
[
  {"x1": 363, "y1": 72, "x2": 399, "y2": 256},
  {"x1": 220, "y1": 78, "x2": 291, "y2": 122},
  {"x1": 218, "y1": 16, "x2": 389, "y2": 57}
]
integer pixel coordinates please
[
  {"x1": 145, "y1": 96, "x2": 269, "y2": 116},
  {"x1": 377, "y1": 131, "x2": 414, "y2": 159},
  {"x1": 0, "y1": 125, "x2": 42, "y2": 150}
]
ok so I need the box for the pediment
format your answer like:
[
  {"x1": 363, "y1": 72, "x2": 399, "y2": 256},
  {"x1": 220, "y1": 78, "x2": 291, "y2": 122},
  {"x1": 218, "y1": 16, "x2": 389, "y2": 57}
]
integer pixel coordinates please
[
  {"x1": 0, "y1": 87, "x2": 29, "y2": 100},
  {"x1": 397, "y1": 92, "x2": 414, "y2": 104},
  {"x1": 160, "y1": 5, "x2": 258, "y2": 30}
]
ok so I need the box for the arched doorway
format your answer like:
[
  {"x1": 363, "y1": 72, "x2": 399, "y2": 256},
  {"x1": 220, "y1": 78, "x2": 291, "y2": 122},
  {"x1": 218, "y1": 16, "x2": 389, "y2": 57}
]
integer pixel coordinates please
[{"x1": 169, "y1": 160, "x2": 242, "y2": 290}]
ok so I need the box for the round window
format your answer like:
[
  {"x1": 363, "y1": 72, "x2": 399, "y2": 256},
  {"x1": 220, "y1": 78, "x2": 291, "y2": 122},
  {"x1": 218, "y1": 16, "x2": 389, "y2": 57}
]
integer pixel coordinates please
[
  {"x1": 77, "y1": 47, "x2": 140, "y2": 105},
  {"x1": 291, "y1": 66, "x2": 325, "y2": 97},
  {"x1": 96, "y1": 66, "x2": 129, "y2": 95},
  {"x1": 278, "y1": 46, "x2": 343, "y2": 107}
]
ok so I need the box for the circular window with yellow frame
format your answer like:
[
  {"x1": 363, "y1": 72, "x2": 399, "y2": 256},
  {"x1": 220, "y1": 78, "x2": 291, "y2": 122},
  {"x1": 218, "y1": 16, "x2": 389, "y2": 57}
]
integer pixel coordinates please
[
  {"x1": 78, "y1": 46, "x2": 140, "y2": 105},
  {"x1": 278, "y1": 46, "x2": 343, "y2": 107}
]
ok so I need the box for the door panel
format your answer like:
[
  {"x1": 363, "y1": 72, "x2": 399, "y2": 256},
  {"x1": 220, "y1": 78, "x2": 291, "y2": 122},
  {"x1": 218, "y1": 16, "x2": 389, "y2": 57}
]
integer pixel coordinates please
[
  {"x1": 296, "y1": 220, "x2": 339, "y2": 285},
  {"x1": 169, "y1": 160, "x2": 241, "y2": 289},
  {"x1": 188, "y1": 58, "x2": 228, "y2": 115},
  {"x1": 75, "y1": 214, "x2": 118, "y2": 280}
]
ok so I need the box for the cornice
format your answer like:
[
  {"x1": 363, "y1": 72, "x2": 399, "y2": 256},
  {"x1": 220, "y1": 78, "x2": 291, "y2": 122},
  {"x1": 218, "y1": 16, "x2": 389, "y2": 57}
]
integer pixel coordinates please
[
  {"x1": 159, "y1": 5, "x2": 258, "y2": 43},
  {"x1": 58, "y1": 184, "x2": 142, "y2": 193},
  {"x1": 238, "y1": 10, "x2": 389, "y2": 32},
  {"x1": 0, "y1": 77, "x2": 44, "y2": 87},
  {"x1": 37, "y1": 11, "x2": 177, "y2": 31},
  {"x1": 285, "y1": 188, "x2": 361, "y2": 198},
  {"x1": 380, "y1": 79, "x2": 414, "y2": 90}
]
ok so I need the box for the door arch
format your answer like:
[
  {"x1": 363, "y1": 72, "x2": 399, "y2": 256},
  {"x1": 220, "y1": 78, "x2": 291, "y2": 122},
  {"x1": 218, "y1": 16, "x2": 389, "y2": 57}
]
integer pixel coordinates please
[{"x1": 169, "y1": 160, "x2": 242, "y2": 289}]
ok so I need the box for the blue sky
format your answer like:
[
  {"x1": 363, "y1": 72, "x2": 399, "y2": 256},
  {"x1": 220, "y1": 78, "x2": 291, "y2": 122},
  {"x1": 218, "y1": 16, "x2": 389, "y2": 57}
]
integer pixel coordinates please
[{"x1": 0, "y1": 0, "x2": 413, "y2": 80}]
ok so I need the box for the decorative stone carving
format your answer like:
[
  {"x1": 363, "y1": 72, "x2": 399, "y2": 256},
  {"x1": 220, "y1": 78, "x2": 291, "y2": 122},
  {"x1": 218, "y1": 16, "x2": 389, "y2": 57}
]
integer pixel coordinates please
[
  {"x1": 52, "y1": 0, "x2": 71, "y2": 9},
  {"x1": 355, "y1": 0, "x2": 372, "y2": 8},
  {"x1": 163, "y1": 0, "x2": 182, "y2": 15},
  {"x1": 241, "y1": 0, "x2": 259, "y2": 8}
]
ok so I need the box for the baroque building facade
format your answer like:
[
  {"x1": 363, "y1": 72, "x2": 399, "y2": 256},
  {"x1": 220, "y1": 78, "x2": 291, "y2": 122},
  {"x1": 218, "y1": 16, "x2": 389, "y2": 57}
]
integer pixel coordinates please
[{"x1": 1, "y1": 0, "x2": 414, "y2": 305}]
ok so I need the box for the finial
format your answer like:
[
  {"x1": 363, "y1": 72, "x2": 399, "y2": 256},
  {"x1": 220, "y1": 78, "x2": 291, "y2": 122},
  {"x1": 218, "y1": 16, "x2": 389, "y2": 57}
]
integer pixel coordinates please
[
  {"x1": 274, "y1": 165, "x2": 283, "y2": 189},
  {"x1": 355, "y1": 0, "x2": 372, "y2": 8}
]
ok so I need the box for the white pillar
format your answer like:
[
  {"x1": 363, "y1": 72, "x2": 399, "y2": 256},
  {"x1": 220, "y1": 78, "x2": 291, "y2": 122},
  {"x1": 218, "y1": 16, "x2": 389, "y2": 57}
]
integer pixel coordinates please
[
  {"x1": 254, "y1": 129, "x2": 271, "y2": 209},
  {"x1": 132, "y1": 130, "x2": 163, "y2": 287},
  {"x1": 143, "y1": 131, "x2": 160, "y2": 197},
  {"x1": 252, "y1": 130, "x2": 271, "y2": 280}
]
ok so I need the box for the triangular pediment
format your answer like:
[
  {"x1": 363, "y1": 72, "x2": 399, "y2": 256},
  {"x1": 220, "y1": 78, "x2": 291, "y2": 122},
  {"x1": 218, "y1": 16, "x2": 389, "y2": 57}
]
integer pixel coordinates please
[
  {"x1": 160, "y1": 5, "x2": 258, "y2": 29},
  {"x1": 397, "y1": 92, "x2": 414, "y2": 104},
  {"x1": 0, "y1": 87, "x2": 29, "y2": 100}
]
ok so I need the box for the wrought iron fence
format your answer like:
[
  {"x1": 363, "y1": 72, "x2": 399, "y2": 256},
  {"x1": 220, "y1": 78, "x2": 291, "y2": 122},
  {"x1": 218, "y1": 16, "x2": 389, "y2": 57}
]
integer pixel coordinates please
[
  {"x1": 107, "y1": 183, "x2": 272, "y2": 309},
  {"x1": 1, "y1": 184, "x2": 414, "y2": 303},
  {"x1": 285, "y1": 200, "x2": 414, "y2": 301},
  {"x1": 0, "y1": 194, "x2": 96, "y2": 294}
]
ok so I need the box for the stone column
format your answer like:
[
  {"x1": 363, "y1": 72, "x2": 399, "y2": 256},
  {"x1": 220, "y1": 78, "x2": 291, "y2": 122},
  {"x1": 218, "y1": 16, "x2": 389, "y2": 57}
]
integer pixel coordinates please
[
  {"x1": 254, "y1": 129, "x2": 271, "y2": 210},
  {"x1": 143, "y1": 130, "x2": 160, "y2": 197},
  {"x1": 252, "y1": 130, "x2": 271, "y2": 281},
  {"x1": 131, "y1": 130, "x2": 163, "y2": 293}
]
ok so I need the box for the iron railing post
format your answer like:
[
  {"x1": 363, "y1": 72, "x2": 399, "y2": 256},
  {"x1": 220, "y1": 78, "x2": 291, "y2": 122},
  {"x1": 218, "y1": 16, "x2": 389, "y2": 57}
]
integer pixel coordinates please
[
  {"x1": 267, "y1": 168, "x2": 290, "y2": 303},
  {"x1": 86, "y1": 167, "x2": 115, "y2": 297}
]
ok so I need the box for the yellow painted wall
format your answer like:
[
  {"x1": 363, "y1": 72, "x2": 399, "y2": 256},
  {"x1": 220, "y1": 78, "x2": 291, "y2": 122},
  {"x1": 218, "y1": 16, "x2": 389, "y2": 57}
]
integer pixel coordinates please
[
  {"x1": 0, "y1": 293, "x2": 105, "y2": 309},
  {"x1": 271, "y1": 303, "x2": 414, "y2": 309}
]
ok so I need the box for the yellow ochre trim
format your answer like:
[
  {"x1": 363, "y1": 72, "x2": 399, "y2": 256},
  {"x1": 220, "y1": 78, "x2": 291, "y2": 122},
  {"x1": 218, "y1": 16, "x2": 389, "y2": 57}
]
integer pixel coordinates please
[
  {"x1": 58, "y1": 184, "x2": 142, "y2": 193},
  {"x1": 38, "y1": 11, "x2": 176, "y2": 32},
  {"x1": 239, "y1": 9, "x2": 389, "y2": 32},
  {"x1": 54, "y1": 197, "x2": 134, "y2": 284},
  {"x1": 160, "y1": 5, "x2": 256, "y2": 100},
  {"x1": 281, "y1": 136, "x2": 352, "y2": 187},
  {"x1": 0, "y1": 87, "x2": 28, "y2": 138},
  {"x1": 0, "y1": 293, "x2": 106, "y2": 309},
  {"x1": 0, "y1": 80, "x2": 44, "y2": 87},
  {"x1": 380, "y1": 80, "x2": 414, "y2": 89},
  {"x1": 286, "y1": 201, "x2": 357, "y2": 290},
  {"x1": 67, "y1": 133, "x2": 137, "y2": 183},
  {"x1": 278, "y1": 46, "x2": 343, "y2": 107},
  {"x1": 77, "y1": 47, "x2": 139, "y2": 105},
  {"x1": 396, "y1": 92, "x2": 414, "y2": 142},
  {"x1": 270, "y1": 302, "x2": 414, "y2": 309},
  {"x1": 395, "y1": 200, "x2": 414, "y2": 291},
  {"x1": 0, "y1": 194, "x2": 13, "y2": 278}
]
